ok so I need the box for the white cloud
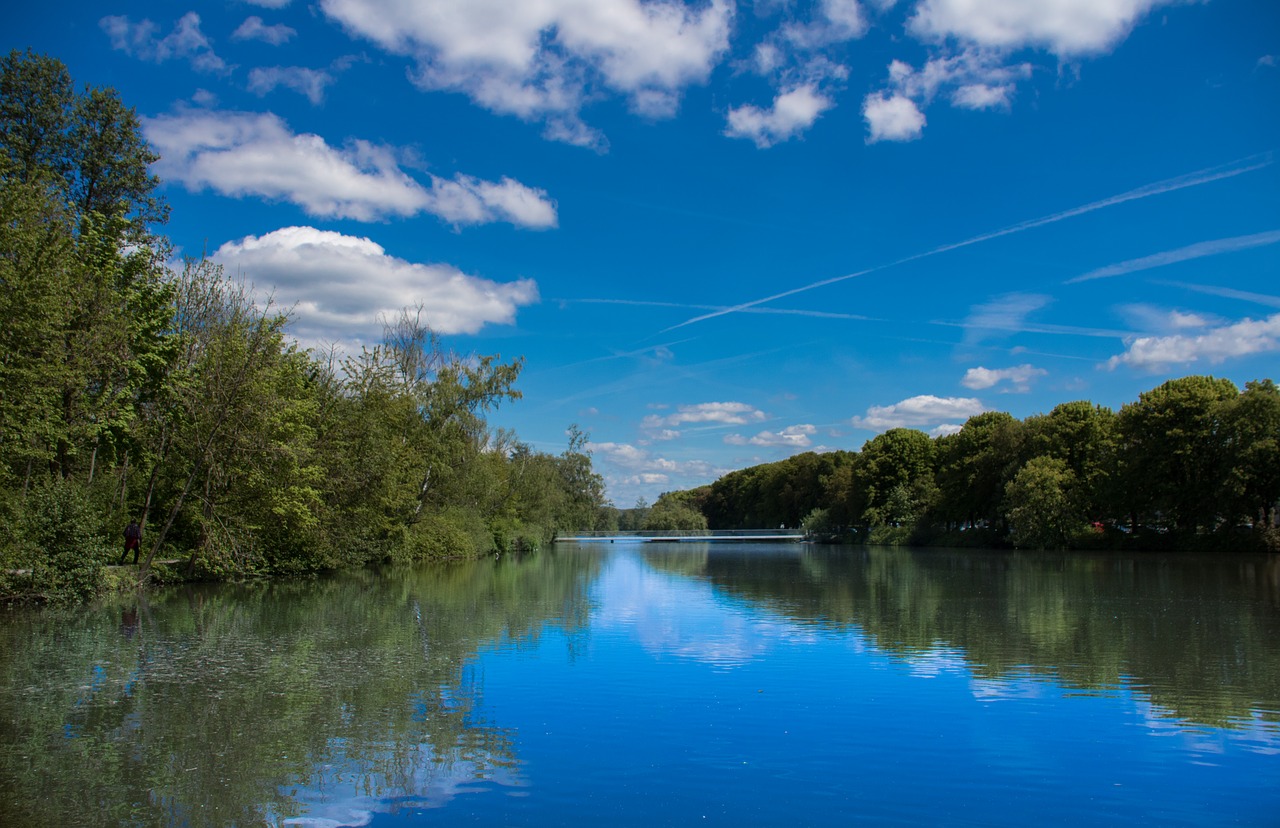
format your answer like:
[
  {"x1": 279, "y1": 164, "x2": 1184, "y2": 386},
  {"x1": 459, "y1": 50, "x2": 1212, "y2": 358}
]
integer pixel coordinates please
[
  {"x1": 142, "y1": 109, "x2": 557, "y2": 227},
  {"x1": 725, "y1": 84, "x2": 833, "y2": 148},
  {"x1": 1117, "y1": 304, "x2": 1221, "y2": 333},
  {"x1": 962, "y1": 293, "x2": 1053, "y2": 344},
  {"x1": 960, "y1": 364, "x2": 1048, "y2": 392},
  {"x1": 862, "y1": 49, "x2": 1028, "y2": 140},
  {"x1": 908, "y1": 0, "x2": 1177, "y2": 57},
  {"x1": 724, "y1": 424, "x2": 817, "y2": 448},
  {"x1": 247, "y1": 67, "x2": 333, "y2": 104},
  {"x1": 101, "y1": 12, "x2": 228, "y2": 73},
  {"x1": 212, "y1": 226, "x2": 539, "y2": 347},
  {"x1": 930, "y1": 423, "x2": 964, "y2": 438},
  {"x1": 590, "y1": 442, "x2": 723, "y2": 482},
  {"x1": 233, "y1": 16, "x2": 296, "y2": 45},
  {"x1": 643, "y1": 402, "x2": 768, "y2": 429},
  {"x1": 1069, "y1": 229, "x2": 1280, "y2": 283},
  {"x1": 1105, "y1": 313, "x2": 1280, "y2": 371},
  {"x1": 952, "y1": 82, "x2": 1014, "y2": 110},
  {"x1": 852, "y1": 395, "x2": 988, "y2": 431},
  {"x1": 318, "y1": 0, "x2": 732, "y2": 147},
  {"x1": 862, "y1": 92, "x2": 925, "y2": 142},
  {"x1": 781, "y1": 0, "x2": 869, "y2": 48}
]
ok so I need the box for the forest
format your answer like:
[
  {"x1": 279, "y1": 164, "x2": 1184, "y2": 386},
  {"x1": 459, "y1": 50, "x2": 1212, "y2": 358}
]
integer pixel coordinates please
[
  {"x1": 0, "y1": 50, "x2": 607, "y2": 603},
  {"x1": 647, "y1": 376, "x2": 1280, "y2": 553}
]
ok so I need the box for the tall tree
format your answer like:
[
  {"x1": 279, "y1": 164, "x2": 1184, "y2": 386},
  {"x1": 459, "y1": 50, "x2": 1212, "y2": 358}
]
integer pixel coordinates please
[{"x1": 1115, "y1": 375, "x2": 1239, "y2": 532}]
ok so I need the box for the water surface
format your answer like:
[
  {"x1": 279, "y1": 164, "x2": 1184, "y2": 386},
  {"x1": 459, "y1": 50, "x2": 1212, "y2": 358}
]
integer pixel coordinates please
[{"x1": 2, "y1": 544, "x2": 1278, "y2": 825}]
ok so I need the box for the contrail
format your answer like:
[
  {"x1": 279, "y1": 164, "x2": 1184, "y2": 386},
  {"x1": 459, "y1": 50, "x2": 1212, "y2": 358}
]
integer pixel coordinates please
[
  {"x1": 662, "y1": 151, "x2": 1274, "y2": 332},
  {"x1": 1068, "y1": 228, "x2": 1280, "y2": 283}
]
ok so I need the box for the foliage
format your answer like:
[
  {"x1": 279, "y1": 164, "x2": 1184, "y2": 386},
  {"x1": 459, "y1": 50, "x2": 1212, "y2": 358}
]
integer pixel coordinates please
[
  {"x1": 1004, "y1": 456, "x2": 1080, "y2": 550},
  {"x1": 661, "y1": 377, "x2": 1279, "y2": 553},
  {"x1": 0, "y1": 51, "x2": 610, "y2": 601},
  {"x1": 642, "y1": 496, "x2": 708, "y2": 531}
]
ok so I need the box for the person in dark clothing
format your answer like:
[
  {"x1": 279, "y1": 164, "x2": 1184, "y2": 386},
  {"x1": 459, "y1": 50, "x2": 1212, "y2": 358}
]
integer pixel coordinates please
[{"x1": 120, "y1": 519, "x2": 141, "y2": 565}]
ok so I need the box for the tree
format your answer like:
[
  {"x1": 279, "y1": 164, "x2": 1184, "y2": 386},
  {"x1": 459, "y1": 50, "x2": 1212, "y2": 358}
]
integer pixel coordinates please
[
  {"x1": 0, "y1": 49, "x2": 166, "y2": 235},
  {"x1": 853, "y1": 428, "x2": 936, "y2": 528},
  {"x1": 1023, "y1": 401, "x2": 1116, "y2": 521},
  {"x1": 1004, "y1": 456, "x2": 1080, "y2": 550},
  {"x1": 1222, "y1": 379, "x2": 1280, "y2": 528},
  {"x1": 642, "y1": 496, "x2": 708, "y2": 532},
  {"x1": 934, "y1": 412, "x2": 1024, "y2": 530},
  {"x1": 1116, "y1": 375, "x2": 1239, "y2": 532}
]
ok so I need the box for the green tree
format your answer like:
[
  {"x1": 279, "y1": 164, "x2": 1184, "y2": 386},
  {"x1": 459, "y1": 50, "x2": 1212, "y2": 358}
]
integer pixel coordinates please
[
  {"x1": 1116, "y1": 375, "x2": 1239, "y2": 532},
  {"x1": 1004, "y1": 456, "x2": 1080, "y2": 549},
  {"x1": 0, "y1": 49, "x2": 166, "y2": 234},
  {"x1": 853, "y1": 428, "x2": 936, "y2": 528},
  {"x1": 1223, "y1": 379, "x2": 1280, "y2": 529},
  {"x1": 934, "y1": 412, "x2": 1024, "y2": 531},
  {"x1": 642, "y1": 497, "x2": 709, "y2": 531}
]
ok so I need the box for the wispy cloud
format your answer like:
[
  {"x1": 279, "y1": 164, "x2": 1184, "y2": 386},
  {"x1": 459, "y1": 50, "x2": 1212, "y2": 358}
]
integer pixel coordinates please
[
  {"x1": 1158, "y1": 281, "x2": 1280, "y2": 309},
  {"x1": 1069, "y1": 229, "x2": 1280, "y2": 283},
  {"x1": 572, "y1": 297, "x2": 874, "y2": 321},
  {"x1": 663, "y1": 152, "x2": 1274, "y2": 331}
]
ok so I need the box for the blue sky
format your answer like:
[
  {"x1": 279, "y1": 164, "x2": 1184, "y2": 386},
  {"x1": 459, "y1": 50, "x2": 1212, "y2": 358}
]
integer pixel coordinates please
[{"x1": 7, "y1": 0, "x2": 1279, "y2": 507}]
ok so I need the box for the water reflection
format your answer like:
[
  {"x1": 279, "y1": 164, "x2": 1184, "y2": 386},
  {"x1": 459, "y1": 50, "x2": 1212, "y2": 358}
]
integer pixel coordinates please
[
  {"x1": 628, "y1": 544, "x2": 1280, "y2": 729},
  {"x1": 0, "y1": 551, "x2": 597, "y2": 826},
  {"x1": 2, "y1": 543, "x2": 1278, "y2": 826},
  {"x1": 591, "y1": 546, "x2": 824, "y2": 669}
]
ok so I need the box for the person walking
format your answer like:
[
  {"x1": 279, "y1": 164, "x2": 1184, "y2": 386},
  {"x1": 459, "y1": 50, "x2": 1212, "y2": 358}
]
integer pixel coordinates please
[{"x1": 120, "y1": 519, "x2": 141, "y2": 566}]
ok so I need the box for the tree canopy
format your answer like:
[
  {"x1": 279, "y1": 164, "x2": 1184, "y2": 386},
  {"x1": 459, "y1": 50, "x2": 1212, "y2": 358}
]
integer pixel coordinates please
[{"x1": 0, "y1": 51, "x2": 606, "y2": 603}]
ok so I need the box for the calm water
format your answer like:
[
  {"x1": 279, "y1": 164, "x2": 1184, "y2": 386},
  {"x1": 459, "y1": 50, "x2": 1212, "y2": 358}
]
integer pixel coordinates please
[{"x1": 2, "y1": 543, "x2": 1279, "y2": 826}]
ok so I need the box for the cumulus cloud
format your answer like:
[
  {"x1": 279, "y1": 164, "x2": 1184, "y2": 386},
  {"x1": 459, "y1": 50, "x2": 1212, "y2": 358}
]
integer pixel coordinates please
[
  {"x1": 908, "y1": 0, "x2": 1177, "y2": 57},
  {"x1": 724, "y1": 424, "x2": 817, "y2": 448},
  {"x1": 851, "y1": 395, "x2": 988, "y2": 431},
  {"x1": 862, "y1": 92, "x2": 926, "y2": 142},
  {"x1": 233, "y1": 16, "x2": 296, "y2": 45},
  {"x1": 142, "y1": 109, "x2": 557, "y2": 227},
  {"x1": 960, "y1": 364, "x2": 1048, "y2": 392},
  {"x1": 725, "y1": 84, "x2": 833, "y2": 147},
  {"x1": 318, "y1": 0, "x2": 732, "y2": 147},
  {"x1": 212, "y1": 226, "x2": 539, "y2": 347},
  {"x1": 862, "y1": 49, "x2": 1029, "y2": 140},
  {"x1": 247, "y1": 67, "x2": 334, "y2": 104},
  {"x1": 643, "y1": 402, "x2": 768, "y2": 430},
  {"x1": 1105, "y1": 313, "x2": 1280, "y2": 371},
  {"x1": 101, "y1": 12, "x2": 228, "y2": 73},
  {"x1": 590, "y1": 441, "x2": 723, "y2": 485}
]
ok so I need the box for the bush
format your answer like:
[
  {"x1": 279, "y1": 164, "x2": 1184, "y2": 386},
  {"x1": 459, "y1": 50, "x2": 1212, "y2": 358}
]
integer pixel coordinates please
[
  {"x1": 398, "y1": 509, "x2": 491, "y2": 562},
  {"x1": 12, "y1": 479, "x2": 111, "y2": 603}
]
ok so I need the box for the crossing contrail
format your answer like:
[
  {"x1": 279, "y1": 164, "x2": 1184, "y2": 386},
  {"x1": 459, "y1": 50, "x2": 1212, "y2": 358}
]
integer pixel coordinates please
[{"x1": 661, "y1": 151, "x2": 1274, "y2": 332}]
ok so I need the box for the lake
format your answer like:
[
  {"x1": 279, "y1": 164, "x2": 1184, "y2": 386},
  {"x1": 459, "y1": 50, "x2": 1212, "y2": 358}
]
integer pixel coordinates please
[{"x1": 2, "y1": 543, "x2": 1278, "y2": 826}]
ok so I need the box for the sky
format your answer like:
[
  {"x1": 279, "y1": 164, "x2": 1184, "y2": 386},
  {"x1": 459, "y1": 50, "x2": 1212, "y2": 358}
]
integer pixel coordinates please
[{"x1": 6, "y1": 0, "x2": 1279, "y2": 508}]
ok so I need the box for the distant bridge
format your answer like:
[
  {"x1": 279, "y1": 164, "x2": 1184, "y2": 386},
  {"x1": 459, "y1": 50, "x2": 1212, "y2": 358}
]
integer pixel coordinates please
[{"x1": 555, "y1": 529, "x2": 805, "y2": 543}]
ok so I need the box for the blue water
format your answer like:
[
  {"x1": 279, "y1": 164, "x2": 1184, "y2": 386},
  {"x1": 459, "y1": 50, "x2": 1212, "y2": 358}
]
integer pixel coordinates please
[{"x1": 2, "y1": 543, "x2": 1278, "y2": 826}]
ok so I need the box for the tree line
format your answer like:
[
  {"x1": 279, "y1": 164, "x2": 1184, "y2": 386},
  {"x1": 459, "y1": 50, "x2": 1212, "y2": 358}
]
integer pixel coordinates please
[
  {"x1": 0, "y1": 50, "x2": 606, "y2": 603},
  {"x1": 655, "y1": 376, "x2": 1280, "y2": 552}
]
